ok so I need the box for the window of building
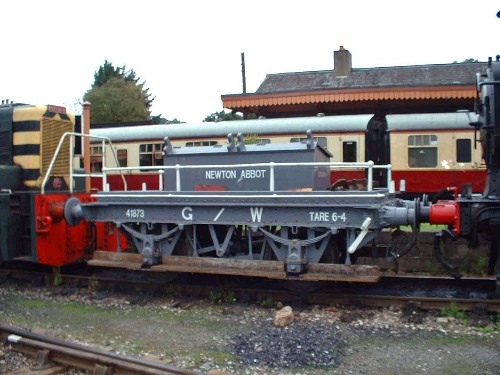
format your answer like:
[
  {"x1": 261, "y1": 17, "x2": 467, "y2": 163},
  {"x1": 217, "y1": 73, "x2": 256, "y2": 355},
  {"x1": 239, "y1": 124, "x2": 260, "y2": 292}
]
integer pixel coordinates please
[
  {"x1": 139, "y1": 143, "x2": 163, "y2": 166},
  {"x1": 408, "y1": 135, "x2": 438, "y2": 168},
  {"x1": 290, "y1": 136, "x2": 328, "y2": 149},
  {"x1": 456, "y1": 139, "x2": 472, "y2": 163},
  {"x1": 185, "y1": 140, "x2": 218, "y2": 147},
  {"x1": 342, "y1": 141, "x2": 357, "y2": 162},
  {"x1": 90, "y1": 145, "x2": 103, "y2": 172}
]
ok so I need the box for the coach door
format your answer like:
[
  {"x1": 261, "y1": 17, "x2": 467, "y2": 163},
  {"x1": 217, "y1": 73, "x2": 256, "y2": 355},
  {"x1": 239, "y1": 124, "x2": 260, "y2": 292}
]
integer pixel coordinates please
[
  {"x1": 328, "y1": 135, "x2": 363, "y2": 185},
  {"x1": 366, "y1": 115, "x2": 390, "y2": 188}
]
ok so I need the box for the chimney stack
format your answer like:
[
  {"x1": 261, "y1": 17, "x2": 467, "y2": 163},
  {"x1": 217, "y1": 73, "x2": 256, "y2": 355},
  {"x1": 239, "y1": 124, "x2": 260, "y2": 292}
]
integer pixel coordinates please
[{"x1": 334, "y1": 46, "x2": 352, "y2": 77}]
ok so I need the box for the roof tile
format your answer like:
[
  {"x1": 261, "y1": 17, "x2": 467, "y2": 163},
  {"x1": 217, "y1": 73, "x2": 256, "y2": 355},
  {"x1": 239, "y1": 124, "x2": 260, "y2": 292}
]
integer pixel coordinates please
[{"x1": 256, "y1": 63, "x2": 488, "y2": 94}]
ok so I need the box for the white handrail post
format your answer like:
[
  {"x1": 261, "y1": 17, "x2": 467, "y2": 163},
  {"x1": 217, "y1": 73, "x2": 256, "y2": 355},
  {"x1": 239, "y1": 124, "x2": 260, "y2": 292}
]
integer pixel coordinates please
[
  {"x1": 175, "y1": 164, "x2": 181, "y2": 191},
  {"x1": 159, "y1": 170, "x2": 163, "y2": 191},
  {"x1": 101, "y1": 139, "x2": 107, "y2": 191},
  {"x1": 367, "y1": 161, "x2": 374, "y2": 191},
  {"x1": 269, "y1": 162, "x2": 275, "y2": 192},
  {"x1": 386, "y1": 164, "x2": 392, "y2": 189},
  {"x1": 102, "y1": 167, "x2": 108, "y2": 192},
  {"x1": 69, "y1": 134, "x2": 74, "y2": 193}
]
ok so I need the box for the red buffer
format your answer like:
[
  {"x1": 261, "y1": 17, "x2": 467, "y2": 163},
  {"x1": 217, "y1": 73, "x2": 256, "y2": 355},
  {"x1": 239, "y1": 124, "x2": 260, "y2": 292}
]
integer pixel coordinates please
[{"x1": 429, "y1": 200, "x2": 460, "y2": 235}]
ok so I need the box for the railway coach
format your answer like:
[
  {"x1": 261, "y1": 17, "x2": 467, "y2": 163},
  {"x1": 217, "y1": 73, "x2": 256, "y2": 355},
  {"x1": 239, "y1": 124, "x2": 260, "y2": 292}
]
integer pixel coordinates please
[{"x1": 89, "y1": 111, "x2": 485, "y2": 197}]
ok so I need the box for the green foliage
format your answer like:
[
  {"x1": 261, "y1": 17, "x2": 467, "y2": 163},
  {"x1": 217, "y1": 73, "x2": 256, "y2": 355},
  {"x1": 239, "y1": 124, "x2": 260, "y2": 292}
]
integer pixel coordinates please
[
  {"x1": 151, "y1": 115, "x2": 185, "y2": 124},
  {"x1": 209, "y1": 288, "x2": 236, "y2": 304},
  {"x1": 423, "y1": 259, "x2": 440, "y2": 275},
  {"x1": 84, "y1": 77, "x2": 151, "y2": 124},
  {"x1": 93, "y1": 60, "x2": 123, "y2": 87},
  {"x1": 204, "y1": 109, "x2": 243, "y2": 122},
  {"x1": 259, "y1": 296, "x2": 277, "y2": 308},
  {"x1": 440, "y1": 302, "x2": 467, "y2": 322},
  {"x1": 477, "y1": 256, "x2": 489, "y2": 274},
  {"x1": 52, "y1": 266, "x2": 63, "y2": 287},
  {"x1": 88, "y1": 275, "x2": 99, "y2": 293},
  {"x1": 453, "y1": 58, "x2": 479, "y2": 63},
  {"x1": 92, "y1": 60, "x2": 154, "y2": 108},
  {"x1": 478, "y1": 326, "x2": 498, "y2": 334},
  {"x1": 84, "y1": 60, "x2": 157, "y2": 124},
  {"x1": 243, "y1": 134, "x2": 260, "y2": 144}
]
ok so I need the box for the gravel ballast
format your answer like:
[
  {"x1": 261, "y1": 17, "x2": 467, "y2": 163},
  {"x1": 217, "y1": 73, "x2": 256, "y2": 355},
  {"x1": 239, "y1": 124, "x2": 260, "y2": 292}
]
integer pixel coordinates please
[{"x1": 0, "y1": 283, "x2": 499, "y2": 374}]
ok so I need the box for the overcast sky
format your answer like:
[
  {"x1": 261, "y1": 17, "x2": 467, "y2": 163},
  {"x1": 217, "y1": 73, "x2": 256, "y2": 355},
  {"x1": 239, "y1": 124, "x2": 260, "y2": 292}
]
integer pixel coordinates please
[{"x1": 2, "y1": 1, "x2": 499, "y2": 123}]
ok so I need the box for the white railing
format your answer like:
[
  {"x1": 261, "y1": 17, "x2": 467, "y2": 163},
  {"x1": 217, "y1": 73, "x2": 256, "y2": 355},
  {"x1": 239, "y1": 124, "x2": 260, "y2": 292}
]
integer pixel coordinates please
[
  {"x1": 42, "y1": 133, "x2": 127, "y2": 194},
  {"x1": 102, "y1": 160, "x2": 393, "y2": 193}
]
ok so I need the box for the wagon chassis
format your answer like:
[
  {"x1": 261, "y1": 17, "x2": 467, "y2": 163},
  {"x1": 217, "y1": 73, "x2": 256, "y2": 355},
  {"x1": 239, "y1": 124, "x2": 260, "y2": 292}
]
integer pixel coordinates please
[{"x1": 67, "y1": 188, "x2": 421, "y2": 282}]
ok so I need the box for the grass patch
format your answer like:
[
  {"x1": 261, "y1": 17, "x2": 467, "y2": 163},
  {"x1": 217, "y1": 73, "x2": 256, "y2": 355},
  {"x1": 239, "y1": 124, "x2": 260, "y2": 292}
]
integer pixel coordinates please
[
  {"x1": 191, "y1": 349, "x2": 235, "y2": 367},
  {"x1": 259, "y1": 296, "x2": 277, "y2": 308},
  {"x1": 440, "y1": 302, "x2": 467, "y2": 322},
  {"x1": 209, "y1": 288, "x2": 236, "y2": 304},
  {"x1": 0, "y1": 291, "x2": 235, "y2": 360}
]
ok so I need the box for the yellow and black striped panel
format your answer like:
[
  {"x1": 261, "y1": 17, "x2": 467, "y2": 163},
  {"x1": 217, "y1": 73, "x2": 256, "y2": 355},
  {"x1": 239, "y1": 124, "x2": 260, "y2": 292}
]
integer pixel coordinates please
[{"x1": 13, "y1": 105, "x2": 75, "y2": 188}]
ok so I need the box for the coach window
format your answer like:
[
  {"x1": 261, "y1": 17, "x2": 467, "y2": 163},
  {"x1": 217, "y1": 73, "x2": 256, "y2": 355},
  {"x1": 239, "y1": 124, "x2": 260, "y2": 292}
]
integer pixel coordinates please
[
  {"x1": 255, "y1": 138, "x2": 271, "y2": 145},
  {"x1": 186, "y1": 140, "x2": 218, "y2": 147},
  {"x1": 408, "y1": 135, "x2": 438, "y2": 168},
  {"x1": 90, "y1": 146, "x2": 103, "y2": 172},
  {"x1": 290, "y1": 137, "x2": 328, "y2": 150},
  {"x1": 117, "y1": 149, "x2": 127, "y2": 168},
  {"x1": 139, "y1": 143, "x2": 163, "y2": 167},
  {"x1": 456, "y1": 139, "x2": 472, "y2": 163},
  {"x1": 342, "y1": 141, "x2": 357, "y2": 162}
]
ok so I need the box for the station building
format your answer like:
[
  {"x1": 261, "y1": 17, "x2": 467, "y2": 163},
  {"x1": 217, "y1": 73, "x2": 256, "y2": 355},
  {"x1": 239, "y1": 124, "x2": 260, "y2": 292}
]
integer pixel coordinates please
[{"x1": 221, "y1": 47, "x2": 487, "y2": 118}]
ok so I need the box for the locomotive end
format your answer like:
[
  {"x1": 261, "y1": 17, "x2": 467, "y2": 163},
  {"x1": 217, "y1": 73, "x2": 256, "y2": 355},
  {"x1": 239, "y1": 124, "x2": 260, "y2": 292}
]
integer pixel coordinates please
[{"x1": 64, "y1": 197, "x2": 85, "y2": 226}]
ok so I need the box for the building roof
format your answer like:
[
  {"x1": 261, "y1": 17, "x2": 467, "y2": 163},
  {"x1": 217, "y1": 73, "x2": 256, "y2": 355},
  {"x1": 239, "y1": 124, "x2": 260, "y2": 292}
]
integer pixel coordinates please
[
  {"x1": 255, "y1": 63, "x2": 486, "y2": 93},
  {"x1": 221, "y1": 57, "x2": 488, "y2": 117}
]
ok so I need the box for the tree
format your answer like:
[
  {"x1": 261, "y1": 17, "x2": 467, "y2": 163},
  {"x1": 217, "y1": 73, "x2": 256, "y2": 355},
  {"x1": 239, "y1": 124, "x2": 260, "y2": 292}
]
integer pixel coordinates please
[
  {"x1": 151, "y1": 116, "x2": 184, "y2": 124},
  {"x1": 84, "y1": 77, "x2": 150, "y2": 124},
  {"x1": 453, "y1": 58, "x2": 479, "y2": 63},
  {"x1": 84, "y1": 60, "x2": 156, "y2": 123},
  {"x1": 204, "y1": 109, "x2": 243, "y2": 122},
  {"x1": 93, "y1": 60, "x2": 124, "y2": 87}
]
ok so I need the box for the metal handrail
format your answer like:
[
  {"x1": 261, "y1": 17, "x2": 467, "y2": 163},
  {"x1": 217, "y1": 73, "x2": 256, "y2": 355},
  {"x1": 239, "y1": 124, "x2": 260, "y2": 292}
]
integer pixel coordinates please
[
  {"x1": 101, "y1": 160, "x2": 393, "y2": 193},
  {"x1": 42, "y1": 132, "x2": 127, "y2": 194}
]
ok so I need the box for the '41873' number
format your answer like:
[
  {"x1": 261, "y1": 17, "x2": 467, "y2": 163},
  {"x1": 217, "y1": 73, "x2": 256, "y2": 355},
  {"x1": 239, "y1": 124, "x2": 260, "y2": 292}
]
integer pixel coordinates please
[{"x1": 126, "y1": 209, "x2": 145, "y2": 219}]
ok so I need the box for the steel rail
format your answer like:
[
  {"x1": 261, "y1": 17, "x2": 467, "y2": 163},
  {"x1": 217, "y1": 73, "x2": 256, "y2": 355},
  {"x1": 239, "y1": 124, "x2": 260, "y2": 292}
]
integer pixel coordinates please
[
  {"x1": 1, "y1": 266, "x2": 499, "y2": 312},
  {"x1": 0, "y1": 324, "x2": 202, "y2": 375}
]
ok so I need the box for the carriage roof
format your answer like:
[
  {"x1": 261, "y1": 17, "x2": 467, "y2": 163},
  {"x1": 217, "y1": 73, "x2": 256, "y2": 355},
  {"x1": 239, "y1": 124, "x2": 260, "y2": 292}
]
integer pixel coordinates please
[{"x1": 90, "y1": 112, "x2": 478, "y2": 143}]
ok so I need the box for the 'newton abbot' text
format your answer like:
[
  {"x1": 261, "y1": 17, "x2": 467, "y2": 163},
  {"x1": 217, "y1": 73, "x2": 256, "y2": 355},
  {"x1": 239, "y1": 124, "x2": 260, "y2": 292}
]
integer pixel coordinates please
[{"x1": 205, "y1": 169, "x2": 267, "y2": 180}]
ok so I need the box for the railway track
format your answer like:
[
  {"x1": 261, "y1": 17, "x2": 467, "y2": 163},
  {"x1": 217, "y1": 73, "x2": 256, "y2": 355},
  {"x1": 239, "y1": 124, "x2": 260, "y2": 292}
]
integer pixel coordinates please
[
  {"x1": 1, "y1": 264, "x2": 499, "y2": 312},
  {"x1": 0, "y1": 323, "x2": 201, "y2": 375}
]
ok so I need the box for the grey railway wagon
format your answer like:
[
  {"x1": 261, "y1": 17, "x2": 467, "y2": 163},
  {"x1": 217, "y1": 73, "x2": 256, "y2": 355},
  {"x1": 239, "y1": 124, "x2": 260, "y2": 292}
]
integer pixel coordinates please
[{"x1": 162, "y1": 132, "x2": 333, "y2": 192}]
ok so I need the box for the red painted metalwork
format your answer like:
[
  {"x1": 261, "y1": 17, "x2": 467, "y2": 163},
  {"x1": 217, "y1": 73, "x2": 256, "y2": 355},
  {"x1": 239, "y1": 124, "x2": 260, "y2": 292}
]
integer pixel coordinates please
[
  {"x1": 34, "y1": 193, "x2": 126, "y2": 266},
  {"x1": 391, "y1": 170, "x2": 486, "y2": 194},
  {"x1": 91, "y1": 175, "x2": 160, "y2": 191},
  {"x1": 429, "y1": 200, "x2": 460, "y2": 235}
]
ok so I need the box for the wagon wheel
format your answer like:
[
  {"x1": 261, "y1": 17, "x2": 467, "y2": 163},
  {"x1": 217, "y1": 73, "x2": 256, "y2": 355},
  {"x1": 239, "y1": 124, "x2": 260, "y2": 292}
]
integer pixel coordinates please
[{"x1": 320, "y1": 236, "x2": 341, "y2": 264}]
